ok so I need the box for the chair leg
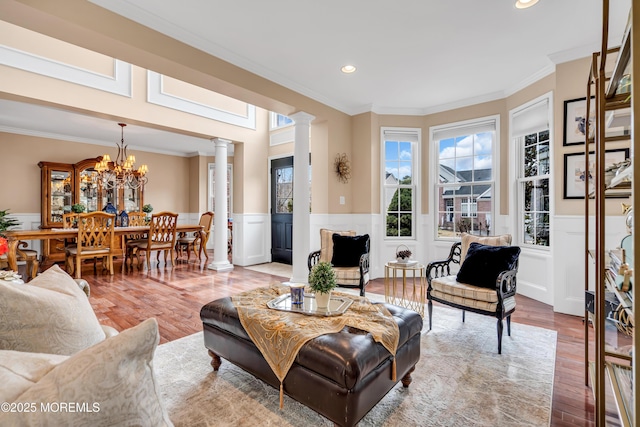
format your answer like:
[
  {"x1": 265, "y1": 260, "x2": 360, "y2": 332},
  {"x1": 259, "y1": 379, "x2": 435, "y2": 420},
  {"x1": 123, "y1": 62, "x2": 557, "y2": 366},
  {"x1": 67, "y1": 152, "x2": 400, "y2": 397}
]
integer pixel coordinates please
[
  {"x1": 507, "y1": 315, "x2": 512, "y2": 336},
  {"x1": 75, "y1": 257, "x2": 81, "y2": 279},
  {"x1": 497, "y1": 318, "x2": 504, "y2": 355},
  {"x1": 428, "y1": 300, "x2": 433, "y2": 330},
  {"x1": 462, "y1": 310, "x2": 466, "y2": 323}
]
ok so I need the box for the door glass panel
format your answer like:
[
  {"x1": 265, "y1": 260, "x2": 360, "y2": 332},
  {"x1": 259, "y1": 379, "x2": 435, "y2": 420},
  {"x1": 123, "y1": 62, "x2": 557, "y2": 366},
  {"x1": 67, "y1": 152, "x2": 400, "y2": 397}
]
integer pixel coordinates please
[
  {"x1": 50, "y1": 170, "x2": 72, "y2": 223},
  {"x1": 275, "y1": 166, "x2": 293, "y2": 213}
]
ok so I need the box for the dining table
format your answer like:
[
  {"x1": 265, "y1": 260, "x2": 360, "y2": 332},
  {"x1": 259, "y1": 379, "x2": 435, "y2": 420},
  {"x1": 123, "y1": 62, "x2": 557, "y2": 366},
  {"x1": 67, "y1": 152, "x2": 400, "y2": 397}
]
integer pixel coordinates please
[{"x1": 3, "y1": 224, "x2": 204, "y2": 273}]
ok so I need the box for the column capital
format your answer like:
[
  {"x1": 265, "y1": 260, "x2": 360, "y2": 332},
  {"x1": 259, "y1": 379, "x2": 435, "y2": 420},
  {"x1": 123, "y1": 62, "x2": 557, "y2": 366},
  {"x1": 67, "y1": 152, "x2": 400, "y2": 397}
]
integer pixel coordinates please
[
  {"x1": 211, "y1": 137, "x2": 232, "y2": 147},
  {"x1": 289, "y1": 111, "x2": 315, "y2": 126}
]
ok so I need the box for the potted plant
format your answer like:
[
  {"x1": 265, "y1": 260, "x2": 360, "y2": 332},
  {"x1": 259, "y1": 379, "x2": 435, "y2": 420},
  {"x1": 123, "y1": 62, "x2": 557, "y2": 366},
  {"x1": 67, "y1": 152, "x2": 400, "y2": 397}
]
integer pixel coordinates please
[
  {"x1": 142, "y1": 204, "x2": 153, "y2": 224},
  {"x1": 308, "y1": 261, "x2": 337, "y2": 309},
  {"x1": 71, "y1": 203, "x2": 86, "y2": 213},
  {"x1": 0, "y1": 209, "x2": 19, "y2": 236}
]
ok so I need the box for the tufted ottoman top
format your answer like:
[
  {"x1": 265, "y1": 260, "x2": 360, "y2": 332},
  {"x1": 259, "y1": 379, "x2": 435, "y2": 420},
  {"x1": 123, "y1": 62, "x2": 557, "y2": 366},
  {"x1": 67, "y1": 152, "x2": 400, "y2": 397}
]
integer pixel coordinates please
[{"x1": 200, "y1": 297, "x2": 422, "y2": 389}]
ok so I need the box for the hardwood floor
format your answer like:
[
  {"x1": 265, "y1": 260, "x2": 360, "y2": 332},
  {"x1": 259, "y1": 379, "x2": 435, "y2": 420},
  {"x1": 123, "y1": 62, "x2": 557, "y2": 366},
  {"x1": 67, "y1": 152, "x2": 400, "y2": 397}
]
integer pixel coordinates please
[{"x1": 63, "y1": 255, "x2": 594, "y2": 426}]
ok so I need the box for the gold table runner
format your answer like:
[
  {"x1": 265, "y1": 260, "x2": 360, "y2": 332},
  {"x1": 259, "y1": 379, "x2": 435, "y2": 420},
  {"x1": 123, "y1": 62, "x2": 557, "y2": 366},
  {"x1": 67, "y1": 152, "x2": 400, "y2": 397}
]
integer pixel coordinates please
[{"x1": 232, "y1": 284, "x2": 399, "y2": 408}]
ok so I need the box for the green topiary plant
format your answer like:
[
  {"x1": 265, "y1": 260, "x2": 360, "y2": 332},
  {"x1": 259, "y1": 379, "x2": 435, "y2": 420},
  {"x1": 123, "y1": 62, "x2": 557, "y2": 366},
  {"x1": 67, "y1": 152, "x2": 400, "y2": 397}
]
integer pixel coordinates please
[
  {"x1": 0, "y1": 209, "x2": 20, "y2": 236},
  {"x1": 71, "y1": 203, "x2": 86, "y2": 213},
  {"x1": 308, "y1": 261, "x2": 337, "y2": 295},
  {"x1": 142, "y1": 204, "x2": 153, "y2": 214}
]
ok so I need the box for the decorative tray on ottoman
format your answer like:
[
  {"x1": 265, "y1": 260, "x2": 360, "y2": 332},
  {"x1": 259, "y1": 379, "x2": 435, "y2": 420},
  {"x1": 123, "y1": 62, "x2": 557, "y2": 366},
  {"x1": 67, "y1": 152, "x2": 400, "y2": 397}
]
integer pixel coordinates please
[{"x1": 267, "y1": 294, "x2": 353, "y2": 317}]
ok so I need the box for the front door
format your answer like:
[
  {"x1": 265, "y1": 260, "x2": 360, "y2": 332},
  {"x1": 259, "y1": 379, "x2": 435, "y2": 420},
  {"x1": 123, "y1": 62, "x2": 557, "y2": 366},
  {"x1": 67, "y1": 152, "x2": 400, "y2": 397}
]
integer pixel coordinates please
[{"x1": 271, "y1": 157, "x2": 293, "y2": 264}]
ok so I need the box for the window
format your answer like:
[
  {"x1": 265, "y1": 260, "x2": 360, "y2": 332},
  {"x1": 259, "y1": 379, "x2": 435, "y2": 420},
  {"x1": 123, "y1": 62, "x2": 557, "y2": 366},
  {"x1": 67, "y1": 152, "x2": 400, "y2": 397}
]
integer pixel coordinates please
[
  {"x1": 512, "y1": 96, "x2": 551, "y2": 247},
  {"x1": 383, "y1": 129, "x2": 419, "y2": 238},
  {"x1": 269, "y1": 112, "x2": 293, "y2": 130},
  {"x1": 434, "y1": 118, "x2": 496, "y2": 238}
]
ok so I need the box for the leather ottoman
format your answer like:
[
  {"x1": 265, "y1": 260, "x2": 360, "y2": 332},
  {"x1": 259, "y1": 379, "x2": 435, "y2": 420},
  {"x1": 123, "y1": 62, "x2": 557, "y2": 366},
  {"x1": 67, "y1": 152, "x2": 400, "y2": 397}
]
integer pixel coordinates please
[{"x1": 200, "y1": 297, "x2": 423, "y2": 427}]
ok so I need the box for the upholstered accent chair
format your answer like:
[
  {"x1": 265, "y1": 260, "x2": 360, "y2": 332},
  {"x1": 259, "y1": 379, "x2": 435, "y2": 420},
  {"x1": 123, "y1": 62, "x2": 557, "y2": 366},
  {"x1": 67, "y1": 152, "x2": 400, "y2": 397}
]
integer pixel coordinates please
[
  {"x1": 307, "y1": 228, "x2": 370, "y2": 296},
  {"x1": 176, "y1": 211, "x2": 213, "y2": 261},
  {"x1": 130, "y1": 212, "x2": 178, "y2": 270},
  {"x1": 64, "y1": 212, "x2": 115, "y2": 279},
  {"x1": 426, "y1": 233, "x2": 520, "y2": 354}
]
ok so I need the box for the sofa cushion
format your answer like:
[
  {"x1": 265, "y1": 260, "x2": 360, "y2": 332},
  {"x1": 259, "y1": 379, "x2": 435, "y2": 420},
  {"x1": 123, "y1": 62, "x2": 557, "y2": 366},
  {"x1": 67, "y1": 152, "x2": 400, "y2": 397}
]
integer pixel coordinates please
[
  {"x1": 331, "y1": 233, "x2": 369, "y2": 267},
  {"x1": 0, "y1": 318, "x2": 173, "y2": 427},
  {"x1": 456, "y1": 242, "x2": 521, "y2": 288},
  {"x1": 0, "y1": 264, "x2": 106, "y2": 355},
  {"x1": 319, "y1": 229, "x2": 355, "y2": 263},
  {"x1": 460, "y1": 233, "x2": 512, "y2": 266}
]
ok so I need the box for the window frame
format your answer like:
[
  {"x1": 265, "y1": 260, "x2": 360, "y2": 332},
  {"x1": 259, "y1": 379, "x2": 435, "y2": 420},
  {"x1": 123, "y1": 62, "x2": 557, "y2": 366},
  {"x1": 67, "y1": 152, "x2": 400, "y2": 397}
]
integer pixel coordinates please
[
  {"x1": 431, "y1": 115, "x2": 499, "y2": 241},
  {"x1": 269, "y1": 112, "x2": 294, "y2": 130},
  {"x1": 381, "y1": 127, "x2": 420, "y2": 240},
  {"x1": 510, "y1": 93, "x2": 552, "y2": 250}
]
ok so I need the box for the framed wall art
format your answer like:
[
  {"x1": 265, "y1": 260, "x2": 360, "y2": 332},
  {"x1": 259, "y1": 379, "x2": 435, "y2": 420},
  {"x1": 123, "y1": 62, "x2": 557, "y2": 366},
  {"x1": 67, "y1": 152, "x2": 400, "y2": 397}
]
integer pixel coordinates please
[
  {"x1": 563, "y1": 148, "x2": 629, "y2": 199},
  {"x1": 563, "y1": 97, "x2": 595, "y2": 146}
]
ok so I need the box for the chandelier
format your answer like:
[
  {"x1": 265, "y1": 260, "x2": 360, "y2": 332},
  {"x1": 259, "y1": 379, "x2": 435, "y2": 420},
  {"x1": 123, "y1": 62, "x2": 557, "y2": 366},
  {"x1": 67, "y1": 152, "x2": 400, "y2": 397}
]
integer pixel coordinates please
[{"x1": 94, "y1": 123, "x2": 148, "y2": 190}]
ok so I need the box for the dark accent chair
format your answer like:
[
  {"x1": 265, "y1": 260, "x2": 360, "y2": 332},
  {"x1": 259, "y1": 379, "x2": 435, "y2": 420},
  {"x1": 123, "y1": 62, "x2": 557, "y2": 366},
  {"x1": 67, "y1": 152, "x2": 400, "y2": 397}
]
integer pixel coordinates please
[
  {"x1": 426, "y1": 234, "x2": 519, "y2": 354},
  {"x1": 307, "y1": 229, "x2": 370, "y2": 296}
]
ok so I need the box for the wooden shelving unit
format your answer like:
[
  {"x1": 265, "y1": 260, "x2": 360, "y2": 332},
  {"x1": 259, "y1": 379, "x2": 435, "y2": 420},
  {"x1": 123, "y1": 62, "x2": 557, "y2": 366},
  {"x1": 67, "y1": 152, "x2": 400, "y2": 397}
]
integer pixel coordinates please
[{"x1": 583, "y1": 2, "x2": 637, "y2": 426}]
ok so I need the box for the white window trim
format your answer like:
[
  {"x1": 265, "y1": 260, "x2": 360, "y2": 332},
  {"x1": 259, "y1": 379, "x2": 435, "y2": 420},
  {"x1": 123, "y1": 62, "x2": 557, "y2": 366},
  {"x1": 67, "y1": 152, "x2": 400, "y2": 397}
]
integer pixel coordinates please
[
  {"x1": 269, "y1": 112, "x2": 294, "y2": 131},
  {"x1": 509, "y1": 92, "x2": 553, "y2": 251},
  {"x1": 381, "y1": 127, "x2": 421, "y2": 240},
  {"x1": 430, "y1": 114, "x2": 500, "y2": 241}
]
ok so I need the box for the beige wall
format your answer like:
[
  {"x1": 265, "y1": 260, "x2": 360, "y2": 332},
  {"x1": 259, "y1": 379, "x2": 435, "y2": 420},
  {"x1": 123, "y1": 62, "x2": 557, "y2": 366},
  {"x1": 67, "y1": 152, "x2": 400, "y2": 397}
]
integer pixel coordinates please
[{"x1": 0, "y1": 132, "x2": 190, "y2": 213}]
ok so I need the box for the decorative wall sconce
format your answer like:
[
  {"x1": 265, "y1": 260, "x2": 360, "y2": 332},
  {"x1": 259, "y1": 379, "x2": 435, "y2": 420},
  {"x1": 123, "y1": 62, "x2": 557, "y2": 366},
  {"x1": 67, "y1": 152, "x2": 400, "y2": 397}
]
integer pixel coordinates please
[{"x1": 334, "y1": 153, "x2": 351, "y2": 183}]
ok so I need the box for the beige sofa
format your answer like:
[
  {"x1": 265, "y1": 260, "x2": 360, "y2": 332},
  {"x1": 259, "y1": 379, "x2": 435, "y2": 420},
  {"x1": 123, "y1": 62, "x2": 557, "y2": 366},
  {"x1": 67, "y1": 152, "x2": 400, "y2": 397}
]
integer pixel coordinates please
[{"x1": 0, "y1": 265, "x2": 172, "y2": 426}]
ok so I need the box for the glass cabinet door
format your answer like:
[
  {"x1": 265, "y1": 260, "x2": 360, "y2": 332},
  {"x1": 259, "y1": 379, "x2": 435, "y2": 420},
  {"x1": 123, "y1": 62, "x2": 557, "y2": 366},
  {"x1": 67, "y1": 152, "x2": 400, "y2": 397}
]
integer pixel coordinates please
[
  {"x1": 123, "y1": 186, "x2": 141, "y2": 212},
  {"x1": 49, "y1": 169, "x2": 73, "y2": 224},
  {"x1": 78, "y1": 168, "x2": 100, "y2": 212}
]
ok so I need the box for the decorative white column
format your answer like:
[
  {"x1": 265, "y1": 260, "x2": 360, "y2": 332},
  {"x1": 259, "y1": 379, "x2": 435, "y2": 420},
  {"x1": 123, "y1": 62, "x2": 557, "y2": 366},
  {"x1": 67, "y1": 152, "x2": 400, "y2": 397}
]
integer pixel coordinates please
[
  {"x1": 289, "y1": 112, "x2": 315, "y2": 283},
  {"x1": 208, "y1": 137, "x2": 234, "y2": 271}
]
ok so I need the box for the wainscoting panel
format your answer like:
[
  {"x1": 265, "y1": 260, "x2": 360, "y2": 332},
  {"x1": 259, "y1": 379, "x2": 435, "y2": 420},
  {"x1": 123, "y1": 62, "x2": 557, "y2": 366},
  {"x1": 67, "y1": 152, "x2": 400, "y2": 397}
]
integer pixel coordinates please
[
  {"x1": 552, "y1": 215, "x2": 628, "y2": 315},
  {"x1": 232, "y1": 214, "x2": 270, "y2": 266}
]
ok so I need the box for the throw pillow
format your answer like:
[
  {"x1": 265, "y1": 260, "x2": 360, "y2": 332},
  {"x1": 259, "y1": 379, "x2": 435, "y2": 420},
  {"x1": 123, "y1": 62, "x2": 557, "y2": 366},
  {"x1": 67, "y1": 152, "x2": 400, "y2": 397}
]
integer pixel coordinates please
[
  {"x1": 460, "y1": 233, "x2": 512, "y2": 266},
  {"x1": 0, "y1": 350, "x2": 68, "y2": 403},
  {"x1": 0, "y1": 318, "x2": 173, "y2": 427},
  {"x1": 0, "y1": 264, "x2": 106, "y2": 355},
  {"x1": 319, "y1": 229, "x2": 355, "y2": 263},
  {"x1": 331, "y1": 234, "x2": 370, "y2": 267},
  {"x1": 456, "y1": 242, "x2": 521, "y2": 289}
]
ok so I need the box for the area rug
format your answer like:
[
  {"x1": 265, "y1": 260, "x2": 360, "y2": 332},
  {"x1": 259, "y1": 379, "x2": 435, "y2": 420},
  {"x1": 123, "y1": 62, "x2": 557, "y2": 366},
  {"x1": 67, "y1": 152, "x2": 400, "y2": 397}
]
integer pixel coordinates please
[{"x1": 154, "y1": 302, "x2": 556, "y2": 426}]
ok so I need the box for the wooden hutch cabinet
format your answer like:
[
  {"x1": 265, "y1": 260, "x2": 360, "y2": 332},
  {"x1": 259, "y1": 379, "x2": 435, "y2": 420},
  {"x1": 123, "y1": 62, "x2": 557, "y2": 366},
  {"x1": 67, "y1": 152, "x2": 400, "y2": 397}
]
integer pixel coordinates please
[{"x1": 38, "y1": 157, "x2": 145, "y2": 263}]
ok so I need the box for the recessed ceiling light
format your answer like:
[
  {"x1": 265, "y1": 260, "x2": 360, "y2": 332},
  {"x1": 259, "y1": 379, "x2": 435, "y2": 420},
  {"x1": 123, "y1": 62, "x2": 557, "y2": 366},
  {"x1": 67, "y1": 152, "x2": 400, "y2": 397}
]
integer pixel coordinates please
[
  {"x1": 341, "y1": 65, "x2": 357, "y2": 74},
  {"x1": 515, "y1": 0, "x2": 539, "y2": 9}
]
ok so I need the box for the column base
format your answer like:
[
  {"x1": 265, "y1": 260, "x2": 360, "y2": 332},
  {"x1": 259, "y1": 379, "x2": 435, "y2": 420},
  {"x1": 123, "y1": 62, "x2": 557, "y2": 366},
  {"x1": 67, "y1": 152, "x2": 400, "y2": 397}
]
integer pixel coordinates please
[{"x1": 207, "y1": 261, "x2": 234, "y2": 271}]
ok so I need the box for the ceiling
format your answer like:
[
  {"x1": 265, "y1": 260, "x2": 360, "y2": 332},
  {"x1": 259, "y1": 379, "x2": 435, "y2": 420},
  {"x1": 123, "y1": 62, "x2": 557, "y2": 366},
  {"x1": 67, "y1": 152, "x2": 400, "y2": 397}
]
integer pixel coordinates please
[{"x1": 1, "y1": 0, "x2": 632, "y2": 156}]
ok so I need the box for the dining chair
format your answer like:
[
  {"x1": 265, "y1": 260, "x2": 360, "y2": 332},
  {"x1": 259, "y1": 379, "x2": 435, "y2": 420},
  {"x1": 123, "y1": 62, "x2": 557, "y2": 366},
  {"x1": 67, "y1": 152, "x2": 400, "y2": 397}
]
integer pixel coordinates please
[
  {"x1": 130, "y1": 211, "x2": 178, "y2": 270},
  {"x1": 62, "y1": 212, "x2": 80, "y2": 274},
  {"x1": 176, "y1": 211, "x2": 213, "y2": 261},
  {"x1": 124, "y1": 211, "x2": 148, "y2": 268},
  {"x1": 64, "y1": 212, "x2": 115, "y2": 279}
]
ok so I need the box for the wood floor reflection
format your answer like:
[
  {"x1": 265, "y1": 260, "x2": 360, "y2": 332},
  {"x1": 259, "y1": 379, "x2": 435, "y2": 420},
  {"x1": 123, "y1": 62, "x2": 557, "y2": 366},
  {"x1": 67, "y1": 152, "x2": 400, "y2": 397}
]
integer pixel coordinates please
[{"x1": 67, "y1": 254, "x2": 594, "y2": 426}]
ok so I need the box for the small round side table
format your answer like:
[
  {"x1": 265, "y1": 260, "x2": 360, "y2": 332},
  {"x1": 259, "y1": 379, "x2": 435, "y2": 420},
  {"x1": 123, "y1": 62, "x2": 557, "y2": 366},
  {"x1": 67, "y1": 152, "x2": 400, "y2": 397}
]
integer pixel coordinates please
[{"x1": 384, "y1": 261, "x2": 426, "y2": 317}]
